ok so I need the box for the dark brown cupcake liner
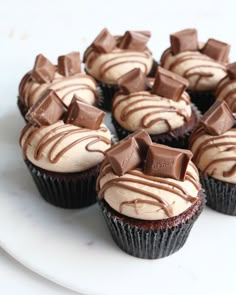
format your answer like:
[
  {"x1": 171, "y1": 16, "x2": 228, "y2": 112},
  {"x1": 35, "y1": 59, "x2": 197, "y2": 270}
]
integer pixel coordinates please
[
  {"x1": 17, "y1": 96, "x2": 28, "y2": 120},
  {"x1": 187, "y1": 90, "x2": 215, "y2": 114},
  {"x1": 25, "y1": 159, "x2": 100, "y2": 209},
  {"x1": 99, "y1": 192, "x2": 205, "y2": 259},
  {"x1": 112, "y1": 104, "x2": 201, "y2": 149},
  {"x1": 199, "y1": 171, "x2": 236, "y2": 216}
]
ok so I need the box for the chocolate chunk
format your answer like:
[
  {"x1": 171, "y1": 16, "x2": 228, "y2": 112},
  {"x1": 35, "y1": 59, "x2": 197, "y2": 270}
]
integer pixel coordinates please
[
  {"x1": 118, "y1": 68, "x2": 147, "y2": 94},
  {"x1": 126, "y1": 129, "x2": 152, "y2": 158},
  {"x1": 118, "y1": 31, "x2": 151, "y2": 51},
  {"x1": 201, "y1": 38, "x2": 230, "y2": 63},
  {"x1": 58, "y1": 52, "x2": 81, "y2": 76},
  {"x1": 144, "y1": 144, "x2": 192, "y2": 181},
  {"x1": 65, "y1": 97, "x2": 105, "y2": 129},
  {"x1": 31, "y1": 54, "x2": 56, "y2": 84},
  {"x1": 227, "y1": 62, "x2": 236, "y2": 79},
  {"x1": 26, "y1": 89, "x2": 65, "y2": 126},
  {"x1": 170, "y1": 29, "x2": 198, "y2": 55},
  {"x1": 106, "y1": 137, "x2": 142, "y2": 176},
  {"x1": 200, "y1": 100, "x2": 235, "y2": 135},
  {"x1": 92, "y1": 28, "x2": 116, "y2": 53},
  {"x1": 151, "y1": 67, "x2": 189, "y2": 100}
]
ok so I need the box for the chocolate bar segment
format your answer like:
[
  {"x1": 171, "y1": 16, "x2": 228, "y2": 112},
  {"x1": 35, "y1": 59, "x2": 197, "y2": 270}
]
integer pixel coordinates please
[
  {"x1": 118, "y1": 68, "x2": 147, "y2": 94},
  {"x1": 201, "y1": 38, "x2": 230, "y2": 63},
  {"x1": 106, "y1": 137, "x2": 142, "y2": 176},
  {"x1": 65, "y1": 97, "x2": 105, "y2": 129},
  {"x1": 92, "y1": 28, "x2": 116, "y2": 53},
  {"x1": 151, "y1": 67, "x2": 189, "y2": 100},
  {"x1": 144, "y1": 144, "x2": 192, "y2": 181},
  {"x1": 58, "y1": 52, "x2": 81, "y2": 76},
  {"x1": 26, "y1": 89, "x2": 65, "y2": 126},
  {"x1": 200, "y1": 100, "x2": 235, "y2": 135},
  {"x1": 170, "y1": 29, "x2": 198, "y2": 55},
  {"x1": 126, "y1": 129, "x2": 152, "y2": 158},
  {"x1": 118, "y1": 31, "x2": 151, "y2": 51},
  {"x1": 31, "y1": 54, "x2": 56, "y2": 84},
  {"x1": 227, "y1": 62, "x2": 236, "y2": 79}
]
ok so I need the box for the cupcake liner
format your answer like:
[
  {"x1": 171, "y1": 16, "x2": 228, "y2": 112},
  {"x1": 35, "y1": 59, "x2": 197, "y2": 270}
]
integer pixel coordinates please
[
  {"x1": 187, "y1": 90, "x2": 215, "y2": 114},
  {"x1": 199, "y1": 171, "x2": 236, "y2": 216},
  {"x1": 17, "y1": 96, "x2": 28, "y2": 120},
  {"x1": 25, "y1": 160, "x2": 99, "y2": 209},
  {"x1": 99, "y1": 192, "x2": 205, "y2": 259}
]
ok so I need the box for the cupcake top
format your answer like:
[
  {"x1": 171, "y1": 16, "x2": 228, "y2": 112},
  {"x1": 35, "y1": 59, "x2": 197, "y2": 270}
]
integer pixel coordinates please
[
  {"x1": 20, "y1": 90, "x2": 111, "y2": 173},
  {"x1": 83, "y1": 28, "x2": 154, "y2": 85},
  {"x1": 97, "y1": 130, "x2": 201, "y2": 220},
  {"x1": 19, "y1": 52, "x2": 98, "y2": 110},
  {"x1": 189, "y1": 100, "x2": 236, "y2": 184},
  {"x1": 160, "y1": 29, "x2": 229, "y2": 92},
  {"x1": 112, "y1": 67, "x2": 192, "y2": 134},
  {"x1": 216, "y1": 62, "x2": 236, "y2": 112}
]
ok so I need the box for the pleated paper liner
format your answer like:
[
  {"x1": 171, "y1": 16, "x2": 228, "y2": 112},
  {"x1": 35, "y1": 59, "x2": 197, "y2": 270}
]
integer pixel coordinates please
[
  {"x1": 112, "y1": 104, "x2": 201, "y2": 149},
  {"x1": 187, "y1": 90, "x2": 215, "y2": 114},
  {"x1": 17, "y1": 96, "x2": 28, "y2": 121},
  {"x1": 199, "y1": 171, "x2": 236, "y2": 216},
  {"x1": 99, "y1": 192, "x2": 205, "y2": 259}
]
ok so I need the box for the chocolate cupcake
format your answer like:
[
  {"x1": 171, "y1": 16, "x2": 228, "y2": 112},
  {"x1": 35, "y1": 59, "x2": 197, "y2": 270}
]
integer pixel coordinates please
[
  {"x1": 83, "y1": 28, "x2": 157, "y2": 111},
  {"x1": 18, "y1": 52, "x2": 98, "y2": 118},
  {"x1": 112, "y1": 67, "x2": 200, "y2": 149},
  {"x1": 20, "y1": 90, "x2": 111, "y2": 208},
  {"x1": 97, "y1": 130, "x2": 204, "y2": 259},
  {"x1": 160, "y1": 28, "x2": 230, "y2": 113},
  {"x1": 189, "y1": 100, "x2": 236, "y2": 215}
]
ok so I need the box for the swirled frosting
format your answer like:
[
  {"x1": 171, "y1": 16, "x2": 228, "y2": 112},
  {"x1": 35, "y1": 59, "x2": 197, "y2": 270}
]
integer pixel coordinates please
[
  {"x1": 216, "y1": 76, "x2": 236, "y2": 112},
  {"x1": 20, "y1": 121, "x2": 111, "y2": 173},
  {"x1": 161, "y1": 48, "x2": 227, "y2": 91},
  {"x1": 112, "y1": 90, "x2": 192, "y2": 134},
  {"x1": 98, "y1": 160, "x2": 201, "y2": 220},
  {"x1": 189, "y1": 125, "x2": 236, "y2": 184}
]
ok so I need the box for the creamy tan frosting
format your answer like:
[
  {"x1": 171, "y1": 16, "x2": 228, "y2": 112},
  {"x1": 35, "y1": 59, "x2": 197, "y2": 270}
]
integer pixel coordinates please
[
  {"x1": 216, "y1": 76, "x2": 236, "y2": 112},
  {"x1": 84, "y1": 48, "x2": 153, "y2": 85},
  {"x1": 161, "y1": 48, "x2": 227, "y2": 91},
  {"x1": 112, "y1": 91, "x2": 192, "y2": 134},
  {"x1": 19, "y1": 71, "x2": 98, "y2": 109},
  {"x1": 20, "y1": 121, "x2": 111, "y2": 173},
  {"x1": 98, "y1": 161, "x2": 201, "y2": 220},
  {"x1": 190, "y1": 125, "x2": 236, "y2": 184}
]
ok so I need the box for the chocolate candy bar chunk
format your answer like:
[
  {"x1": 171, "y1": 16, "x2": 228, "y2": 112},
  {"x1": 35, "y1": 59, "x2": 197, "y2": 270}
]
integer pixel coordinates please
[
  {"x1": 118, "y1": 31, "x2": 151, "y2": 51},
  {"x1": 227, "y1": 62, "x2": 236, "y2": 79},
  {"x1": 201, "y1": 38, "x2": 230, "y2": 63},
  {"x1": 26, "y1": 89, "x2": 65, "y2": 126},
  {"x1": 144, "y1": 144, "x2": 192, "y2": 181},
  {"x1": 65, "y1": 97, "x2": 105, "y2": 129},
  {"x1": 170, "y1": 29, "x2": 198, "y2": 55},
  {"x1": 118, "y1": 68, "x2": 147, "y2": 94},
  {"x1": 200, "y1": 100, "x2": 235, "y2": 135},
  {"x1": 92, "y1": 28, "x2": 116, "y2": 53},
  {"x1": 31, "y1": 54, "x2": 56, "y2": 84},
  {"x1": 126, "y1": 129, "x2": 152, "y2": 158},
  {"x1": 58, "y1": 52, "x2": 81, "y2": 76},
  {"x1": 151, "y1": 67, "x2": 189, "y2": 101}
]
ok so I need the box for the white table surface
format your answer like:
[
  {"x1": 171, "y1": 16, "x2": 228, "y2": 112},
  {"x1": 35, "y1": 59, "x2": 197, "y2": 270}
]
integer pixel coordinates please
[{"x1": 1, "y1": 0, "x2": 236, "y2": 294}]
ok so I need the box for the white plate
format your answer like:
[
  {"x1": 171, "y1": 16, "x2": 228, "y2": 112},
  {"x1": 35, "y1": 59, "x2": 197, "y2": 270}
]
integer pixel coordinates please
[{"x1": 1, "y1": 110, "x2": 236, "y2": 295}]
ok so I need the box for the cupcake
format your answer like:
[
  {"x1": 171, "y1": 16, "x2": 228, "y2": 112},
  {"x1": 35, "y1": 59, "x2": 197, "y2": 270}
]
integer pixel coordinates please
[
  {"x1": 112, "y1": 67, "x2": 200, "y2": 149},
  {"x1": 97, "y1": 130, "x2": 204, "y2": 259},
  {"x1": 20, "y1": 89, "x2": 111, "y2": 208},
  {"x1": 18, "y1": 52, "x2": 98, "y2": 118},
  {"x1": 160, "y1": 28, "x2": 230, "y2": 113},
  {"x1": 216, "y1": 62, "x2": 236, "y2": 111},
  {"x1": 189, "y1": 100, "x2": 236, "y2": 215},
  {"x1": 83, "y1": 28, "x2": 157, "y2": 111}
]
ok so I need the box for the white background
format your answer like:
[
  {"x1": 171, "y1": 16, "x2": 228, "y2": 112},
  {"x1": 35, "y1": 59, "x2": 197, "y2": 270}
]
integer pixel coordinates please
[{"x1": 1, "y1": 0, "x2": 236, "y2": 294}]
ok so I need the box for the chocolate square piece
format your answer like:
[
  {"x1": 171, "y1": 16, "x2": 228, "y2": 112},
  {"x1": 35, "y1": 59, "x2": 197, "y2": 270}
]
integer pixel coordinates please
[
  {"x1": 26, "y1": 89, "x2": 65, "y2": 126},
  {"x1": 201, "y1": 38, "x2": 230, "y2": 63},
  {"x1": 106, "y1": 137, "x2": 142, "y2": 176},
  {"x1": 144, "y1": 144, "x2": 192, "y2": 181},
  {"x1": 170, "y1": 29, "x2": 198, "y2": 55},
  {"x1": 31, "y1": 54, "x2": 56, "y2": 84},
  {"x1": 58, "y1": 52, "x2": 81, "y2": 76},
  {"x1": 118, "y1": 68, "x2": 147, "y2": 94},
  {"x1": 92, "y1": 28, "x2": 116, "y2": 53},
  {"x1": 227, "y1": 62, "x2": 236, "y2": 79},
  {"x1": 126, "y1": 129, "x2": 152, "y2": 158},
  {"x1": 65, "y1": 97, "x2": 105, "y2": 130},
  {"x1": 118, "y1": 31, "x2": 151, "y2": 51},
  {"x1": 200, "y1": 100, "x2": 235, "y2": 135},
  {"x1": 151, "y1": 67, "x2": 189, "y2": 100}
]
